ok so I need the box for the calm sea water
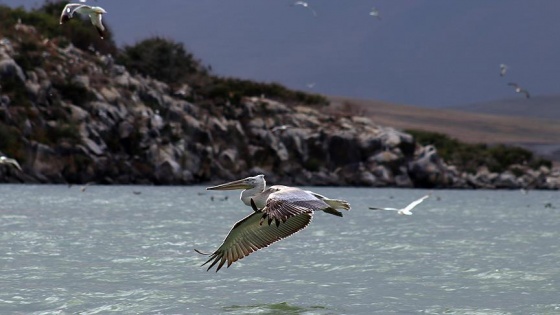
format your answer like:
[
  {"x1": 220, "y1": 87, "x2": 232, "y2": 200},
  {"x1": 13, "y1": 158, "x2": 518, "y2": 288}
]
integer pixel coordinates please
[{"x1": 0, "y1": 184, "x2": 559, "y2": 315}]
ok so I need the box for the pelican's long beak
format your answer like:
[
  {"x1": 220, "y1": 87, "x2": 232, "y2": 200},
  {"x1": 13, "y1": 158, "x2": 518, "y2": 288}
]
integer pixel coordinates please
[{"x1": 206, "y1": 178, "x2": 252, "y2": 191}]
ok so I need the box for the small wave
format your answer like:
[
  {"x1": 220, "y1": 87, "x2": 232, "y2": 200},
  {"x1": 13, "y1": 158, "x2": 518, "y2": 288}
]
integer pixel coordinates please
[{"x1": 222, "y1": 302, "x2": 331, "y2": 315}]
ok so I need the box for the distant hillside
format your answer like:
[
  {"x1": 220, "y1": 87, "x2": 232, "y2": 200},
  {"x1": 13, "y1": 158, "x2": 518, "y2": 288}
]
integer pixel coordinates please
[
  {"x1": 451, "y1": 95, "x2": 560, "y2": 120},
  {"x1": 327, "y1": 96, "x2": 560, "y2": 162}
]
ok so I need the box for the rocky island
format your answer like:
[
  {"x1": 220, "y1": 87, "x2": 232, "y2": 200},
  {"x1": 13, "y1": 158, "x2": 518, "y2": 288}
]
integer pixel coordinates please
[{"x1": 1, "y1": 3, "x2": 558, "y2": 189}]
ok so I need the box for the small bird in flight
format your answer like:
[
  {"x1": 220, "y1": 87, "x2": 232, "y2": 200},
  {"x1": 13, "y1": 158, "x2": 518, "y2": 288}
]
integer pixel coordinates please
[
  {"x1": 292, "y1": 1, "x2": 317, "y2": 16},
  {"x1": 499, "y1": 64, "x2": 508, "y2": 77},
  {"x1": 507, "y1": 82, "x2": 530, "y2": 98},
  {"x1": 369, "y1": 7, "x2": 381, "y2": 19},
  {"x1": 369, "y1": 194, "x2": 430, "y2": 216},
  {"x1": 59, "y1": 3, "x2": 107, "y2": 39},
  {"x1": 0, "y1": 155, "x2": 22, "y2": 171},
  {"x1": 270, "y1": 124, "x2": 293, "y2": 134}
]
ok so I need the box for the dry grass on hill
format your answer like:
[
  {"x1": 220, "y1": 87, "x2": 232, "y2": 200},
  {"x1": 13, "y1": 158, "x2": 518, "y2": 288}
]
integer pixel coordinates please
[{"x1": 327, "y1": 96, "x2": 560, "y2": 146}]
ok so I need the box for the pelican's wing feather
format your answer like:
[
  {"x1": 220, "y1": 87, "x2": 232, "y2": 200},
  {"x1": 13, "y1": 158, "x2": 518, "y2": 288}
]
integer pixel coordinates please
[
  {"x1": 402, "y1": 195, "x2": 430, "y2": 212},
  {"x1": 264, "y1": 186, "x2": 327, "y2": 221},
  {"x1": 201, "y1": 211, "x2": 312, "y2": 272}
]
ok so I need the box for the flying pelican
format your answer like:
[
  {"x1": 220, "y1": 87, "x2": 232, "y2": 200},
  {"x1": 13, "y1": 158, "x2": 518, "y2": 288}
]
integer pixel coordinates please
[
  {"x1": 507, "y1": 82, "x2": 530, "y2": 98},
  {"x1": 499, "y1": 64, "x2": 508, "y2": 77},
  {"x1": 369, "y1": 194, "x2": 430, "y2": 215},
  {"x1": 291, "y1": 1, "x2": 317, "y2": 16},
  {"x1": 59, "y1": 3, "x2": 107, "y2": 39},
  {"x1": 0, "y1": 155, "x2": 22, "y2": 171},
  {"x1": 195, "y1": 174, "x2": 350, "y2": 271}
]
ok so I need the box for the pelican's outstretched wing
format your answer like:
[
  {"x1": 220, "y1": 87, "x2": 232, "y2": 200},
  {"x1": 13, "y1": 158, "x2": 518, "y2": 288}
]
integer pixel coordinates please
[
  {"x1": 402, "y1": 195, "x2": 430, "y2": 212},
  {"x1": 199, "y1": 211, "x2": 312, "y2": 272},
  {"x1": 264, "y1": 186, "x2": 327, "y2": 223}
]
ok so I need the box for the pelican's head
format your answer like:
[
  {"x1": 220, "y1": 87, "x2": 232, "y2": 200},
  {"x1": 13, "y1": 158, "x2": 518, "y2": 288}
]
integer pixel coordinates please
[
  {"x1": 92, "y1": 6, "x2": 107, "y2": 14},
  {"x1": 206, "y1": 174, "x2": 265, "y2": 191}
]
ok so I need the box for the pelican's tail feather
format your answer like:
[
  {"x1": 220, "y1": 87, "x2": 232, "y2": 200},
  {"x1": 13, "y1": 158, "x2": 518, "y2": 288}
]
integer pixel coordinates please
[{"x1": 322, "y1": 198, "x2": 351, "y2": 211}]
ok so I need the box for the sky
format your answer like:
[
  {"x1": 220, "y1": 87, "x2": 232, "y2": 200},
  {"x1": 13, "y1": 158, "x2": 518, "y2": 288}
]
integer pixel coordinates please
[{"x1": 2, "y1": 0, "x2": 560, "y2": 108}]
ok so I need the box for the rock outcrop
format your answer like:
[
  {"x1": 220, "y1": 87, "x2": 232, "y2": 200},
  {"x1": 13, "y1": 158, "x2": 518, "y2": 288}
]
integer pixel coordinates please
[{"x1": 1, "y1": 23, "x2": 559, "y2": 189}]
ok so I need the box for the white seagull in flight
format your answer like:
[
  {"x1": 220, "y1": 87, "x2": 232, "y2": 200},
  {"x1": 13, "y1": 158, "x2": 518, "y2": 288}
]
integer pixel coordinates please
[
  {"x1": 369, "y1": 194, "x2": 430, "y2": 215},
  {"x1": 507, "y1": 82, "x2": 530, "y2": 98},
  {"x1": 0, "y1": 155, "x2": 22, "y2": 171},
  {"x1": 59, "y1": 3, "x2": 107, "y2": 39},
  {"x1": 499, "y1": 64, "x2": 508, "y2": 77},
  {"x1": 292, "y1": 1, "x2": 317, "y2": 16},
  {"x1": 195, "y1": 174, "x2": 350, "y2": 271},
  {"x1": 369, "y1": 7, "x2": 381, "y2": 19}
]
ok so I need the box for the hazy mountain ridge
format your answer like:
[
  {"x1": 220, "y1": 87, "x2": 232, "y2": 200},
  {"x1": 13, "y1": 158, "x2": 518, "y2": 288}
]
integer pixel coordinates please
[{"x1": 451, "y1": 95, "x2": 560, "y2": 121}]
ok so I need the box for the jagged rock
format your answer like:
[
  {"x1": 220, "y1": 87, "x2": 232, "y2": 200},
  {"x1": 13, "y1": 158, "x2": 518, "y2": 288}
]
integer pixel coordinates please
[
  {"x1": 395, "y1": 166, "x2": 414, "y2": 187},
  {"x1": 328, "y1": 131, "x2": 361, "y2": 166},
  {"x1": 358, "y1": 171, "x2": 377, "y2": 186},
  {"x1": 118, "y1": 120, "x2": 134, "y2": 139},
  {"x1": 493, "y1": 171, "x2": 519, "y2": 188},
  {"x1": 72, "y1": 75, "x2": 90, "y2": 89},
  {"x1": 368, "y1": 150, "x2": 402, "y2": 170},
  {"x1": 0, "y1": 58, "x2": 26, "y2": 82},
  {"x1": 69, "y1": 104, "x2": 90, "y2": 122},
  {"x1": 26, "y1": 141, "x2": 65, "y2": 181},
  {"x1": 543, "y1": 171, "x2": 560, "y2": 189},
  {"x1": 1, "y1": 19, "x2": 558, "y2": 189},
  {"x1": 99, "y1": 86, "x2": 121, "y2": 104},
  {"x1": 408, "y1": 145, "x2": 446, "y2": 187}
]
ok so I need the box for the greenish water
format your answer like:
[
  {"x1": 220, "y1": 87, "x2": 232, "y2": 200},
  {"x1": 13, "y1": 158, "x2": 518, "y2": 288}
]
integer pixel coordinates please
[{"x1": 1, "y1": 185, "x2": 559, "y2": 314}]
